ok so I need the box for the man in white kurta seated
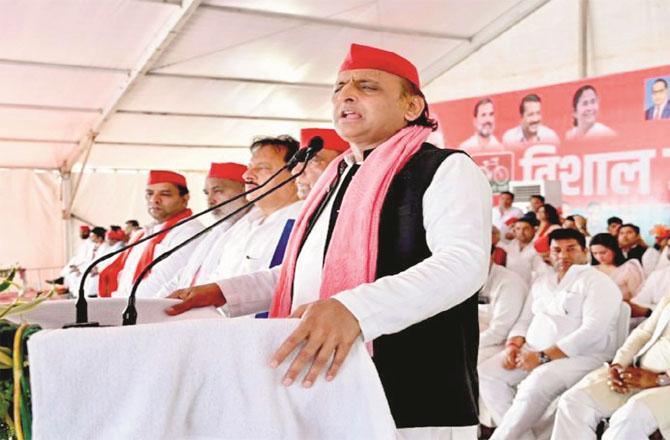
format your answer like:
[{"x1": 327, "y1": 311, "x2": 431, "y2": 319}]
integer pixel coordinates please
[
  {"x1": 499, "y1": 214, "x2": 541, "y2": 285},
  {"x1": 478, "y1": 228, "x2": 622, "y2": 440},
  {"x1": 479, "y1": 257, "x2": 528, "y2": 363},
  {"x1": 50, "y1": 225, "x2": 93, "y2": 285},
  {"x1": 98, "y1": 170, "x2": 204, "y2": 298},
  {"x1": 552, "y1": 290, "x2": 670, "y2": 440},
  {"x1": 154, "y1": 162, "x2": 249, "y2": 298},
  {"x1": 63, "y1": 226, "x2": 109, "y2": 295},
  {"x1": 628, "y1": 265, "x2": 670, "y2": 321}
]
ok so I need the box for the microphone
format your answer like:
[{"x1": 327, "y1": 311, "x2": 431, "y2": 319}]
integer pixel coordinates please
[
  {"x1": 286, "y1": 136, "x2": 323, "y2": 170},
  {"x1": 68, "y1": 142, "x2": 318, "y2": 327},
  {"x1": 121, "y1": 155, "x2": 315, "y2": 325}
]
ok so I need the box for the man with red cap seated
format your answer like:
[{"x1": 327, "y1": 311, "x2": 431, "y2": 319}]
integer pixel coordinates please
[
  {"x1": 155, "y1": 163, "x2": 249, "y2": 297},
  {"x1": 167, "y1": 136, "x2": 303, "y2": 307},
  {"x1": 99, "y1": 170, "x2": 204, "y2": 298},
  {"x1": 167, "y1": 44, "x2": 491, "y2": 437},
  {"x1": 292, "y1": 128, "x2": 349, "y2": 200},
  {"x1": 50, "y1": 225, "x2": 93, "y2": 285}
]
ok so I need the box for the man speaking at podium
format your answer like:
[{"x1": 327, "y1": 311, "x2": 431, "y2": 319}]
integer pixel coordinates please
[{"x1": 168, "y1": 44, "x2": 492, "y2": 438}]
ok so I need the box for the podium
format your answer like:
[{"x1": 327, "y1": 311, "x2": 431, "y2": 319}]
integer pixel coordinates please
[{"x1": 17, "y1": 303, "x2": 395, "y2": 439}]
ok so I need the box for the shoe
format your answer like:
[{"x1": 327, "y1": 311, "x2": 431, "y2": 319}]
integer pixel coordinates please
[{"x1": 46, "y1": 276, "x2": 64, "y2": 285}]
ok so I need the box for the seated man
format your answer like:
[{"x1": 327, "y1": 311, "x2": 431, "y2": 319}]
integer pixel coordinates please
[
  {"x1": 479, "y1": 257, "x2": 527, "y2": 363},
  {"x1": 499, "y1": 214, "x2": 541, "y2": 285},
  {"x1": 619, "y1": 223, "x2": 660, "y2": 277},
  {"x1": 628, "y1": 265, "x2": 670, "y2": 319},
  {"x1": 64, "y1": 226, "x2": 108, "y2": 296},
  {"x1": 478, "y1": 228, "x2": 622, "y2": 440},
  {"x1": 99, "y1": 170, "x2": 204, "y2": 298},
  {"x1": 155, "y1": 162, "x2": 248, "y2": 297},
  {"x1": 553, "y1": 291, "x2": 670, "y2": 439}
]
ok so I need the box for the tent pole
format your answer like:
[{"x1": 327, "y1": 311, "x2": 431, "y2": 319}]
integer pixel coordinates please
[{"x1": 579, "y1": 0, "x2": 589, "y2": 78}]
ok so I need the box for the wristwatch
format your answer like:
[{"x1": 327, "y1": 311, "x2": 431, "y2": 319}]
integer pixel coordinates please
[
  {"x1": 539, "y1": 351, "x2": 552, "y2": 364},
  {"x1": 657, "y1": 373, "x2": 670, "y2": 387}
]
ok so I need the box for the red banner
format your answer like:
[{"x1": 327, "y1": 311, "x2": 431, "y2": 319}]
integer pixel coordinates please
[{"x1": 430, "y1": 65, "x2": 670, "y2": 237}]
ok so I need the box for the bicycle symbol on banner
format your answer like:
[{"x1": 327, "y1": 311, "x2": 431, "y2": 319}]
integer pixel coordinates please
[{"x1": 479, "y1": 157, "x2": 511, "y2": 192}]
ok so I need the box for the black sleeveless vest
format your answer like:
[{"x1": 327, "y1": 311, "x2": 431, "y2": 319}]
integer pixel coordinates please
[{"x1": 372, "y1": 143, "x2": 479, "y2": 428}]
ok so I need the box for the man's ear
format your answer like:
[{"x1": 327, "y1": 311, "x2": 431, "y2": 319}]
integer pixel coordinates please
[{"x1": 404, "y1": 94, "x2": 425, "y2": 123}]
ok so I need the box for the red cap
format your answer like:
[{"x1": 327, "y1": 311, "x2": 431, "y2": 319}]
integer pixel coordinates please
[
  {"x1": 147, "y1": 170, "x2": 187, "y2": 188},
  {"x1": 339, "y1": 43, "x2": 420, "y2": 89},
  {"x1": 106, "y1": 230, "x2": 126, "y2": 241},
  {"x1": 208, "y1": 162, "x2": 247, "y2": 183},
  {"x1": 79, "y1": 225, "x2": 90, "y2": 232},
  {"x1": 300, "y1": 128, "x2": 350, "y2": 153}
]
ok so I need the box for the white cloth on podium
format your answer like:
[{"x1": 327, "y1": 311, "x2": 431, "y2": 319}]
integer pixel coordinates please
[
  {"x1": 6, "y1": 298, "x2": 222, "y2": 328},
  {"x1": 28, "y1": 318, "x2": 396, "y2": 440}
]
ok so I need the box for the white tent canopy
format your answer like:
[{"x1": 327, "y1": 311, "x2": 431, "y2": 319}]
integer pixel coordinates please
[{"x1": 1, "y1": 0, "x2": 669, "y2": 285}]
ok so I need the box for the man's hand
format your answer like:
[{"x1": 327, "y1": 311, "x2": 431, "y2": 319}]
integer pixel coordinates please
[
  {"x1": 502, "y1": 345, "x2": 520, "y2": 370},
  {"x1": 504, "y1": 232, "x2": 515, "y2": 240},
  {"x1": 626, "y1": 300, "x2": 651, "y2": 318},
  {"x1": 165, "y1": 283, "x2": 226, "y2": 315},
  {"x1": 607, "y1": 363, "x2": 628, "y2": 394},
  {"x1": 516, "y1": 350, "x2": 541, "y2": 372},
  {"x1": 270, "y1": 299, "x2": 361, "y2": 388},
  {"x1": 622, "y1": 367, "x2": 660, "y2": 390}
]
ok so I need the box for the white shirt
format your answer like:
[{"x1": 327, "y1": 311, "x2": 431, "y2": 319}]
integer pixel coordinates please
[
  {"x1": 509, "y1": 264, "x2": 621, "y2": 360},
  {"x1": 155, "y1": 219, "x2": 239, "y2": 298},
  {"x1": 492, "y1": 206, "x2": 523, "y2": 243},
  {"x1": 216, "y1": 152, "x2": 493, "y2": 342},
  {"x1": 459, "y1": 134, "x2": 502, "y2": 150},
  {"x1": 499, "y1": 239, "x2": 539, "y2": 285},
  {"x1": 642, "y1": 247, "x2": 661, "y2": 277},
  {"x1": 655, "y1": 246, "x2": 670, "y2": 272},
  {"x1": 502, "y1": 124, "x2": 559, "y2": 145},
  {"x1": 564, "y1": 122, "x2": 616, "y2": 139},
  {"x1": 632, "y1": 266, "x2": 670, "y2": 311},
  {"x1": 207, "y1": 202, "x2": 303, "y2": 282},
  {"x1": 112, "y1": 214, "x2": 204, "y2": 298},
  {"x1": 479, "y1": 264, "x2": 528, "y2": 349}
]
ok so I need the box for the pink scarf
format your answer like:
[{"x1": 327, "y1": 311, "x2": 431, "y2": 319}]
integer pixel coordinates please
[{"x1": 270, "y1": 126, "x2": 431, "y2": 318}]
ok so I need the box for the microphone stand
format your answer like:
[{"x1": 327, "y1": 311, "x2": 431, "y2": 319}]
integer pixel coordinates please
[
  {"x1": 66, "y1": 141, "x2": 319, "y2": 327},
  {"x1": 121, "y1": 154, "x2": 318, "y2": 325}
]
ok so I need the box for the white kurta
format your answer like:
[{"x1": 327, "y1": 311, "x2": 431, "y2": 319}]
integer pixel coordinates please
[
  {"x1": 64, "y1": 242, "x2": 110, "y2": 294},
  {"x1": 501, "y1": 124, "x2": 559, "y2": 144},
  {"x1": 655, "y1": 246, "x2": 670, "y2": 272},
  {"x1": 112, "y1": 215, "x2": 204, "y2": 298},
  {"x1": 60, "y1": 239, "x2": 94, "y2": 278},
  {"x1": 642, "y1": 247, "x2": 661, "y2": 277},
  {"x1": 632, "y1": 265, "x2": 670, "y2": 311},
  {"x1": 155, "y1": 219, "x2": 239, "y2": 298},
  {"x1": 491, "y1": 206, "x2": 523, "y2": 243},
  {"x1": 498, "y1": 239, "x2": 539, "y2": 285},
  {"x1": 509, "y1": 264, "x2": 622, "y2": 358},
  {"x1": 81, "y1": 241, "x2": 125, "y2": 297},
  {"x1": 478, "y1": 264, "x2": 528, "y2": 363},
  {"x1": 459, "y1": 134, "x2": 502, "y2": 150},
  {"x1": 206, "y1": 202, "x2": 303, "y2": 283}
]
